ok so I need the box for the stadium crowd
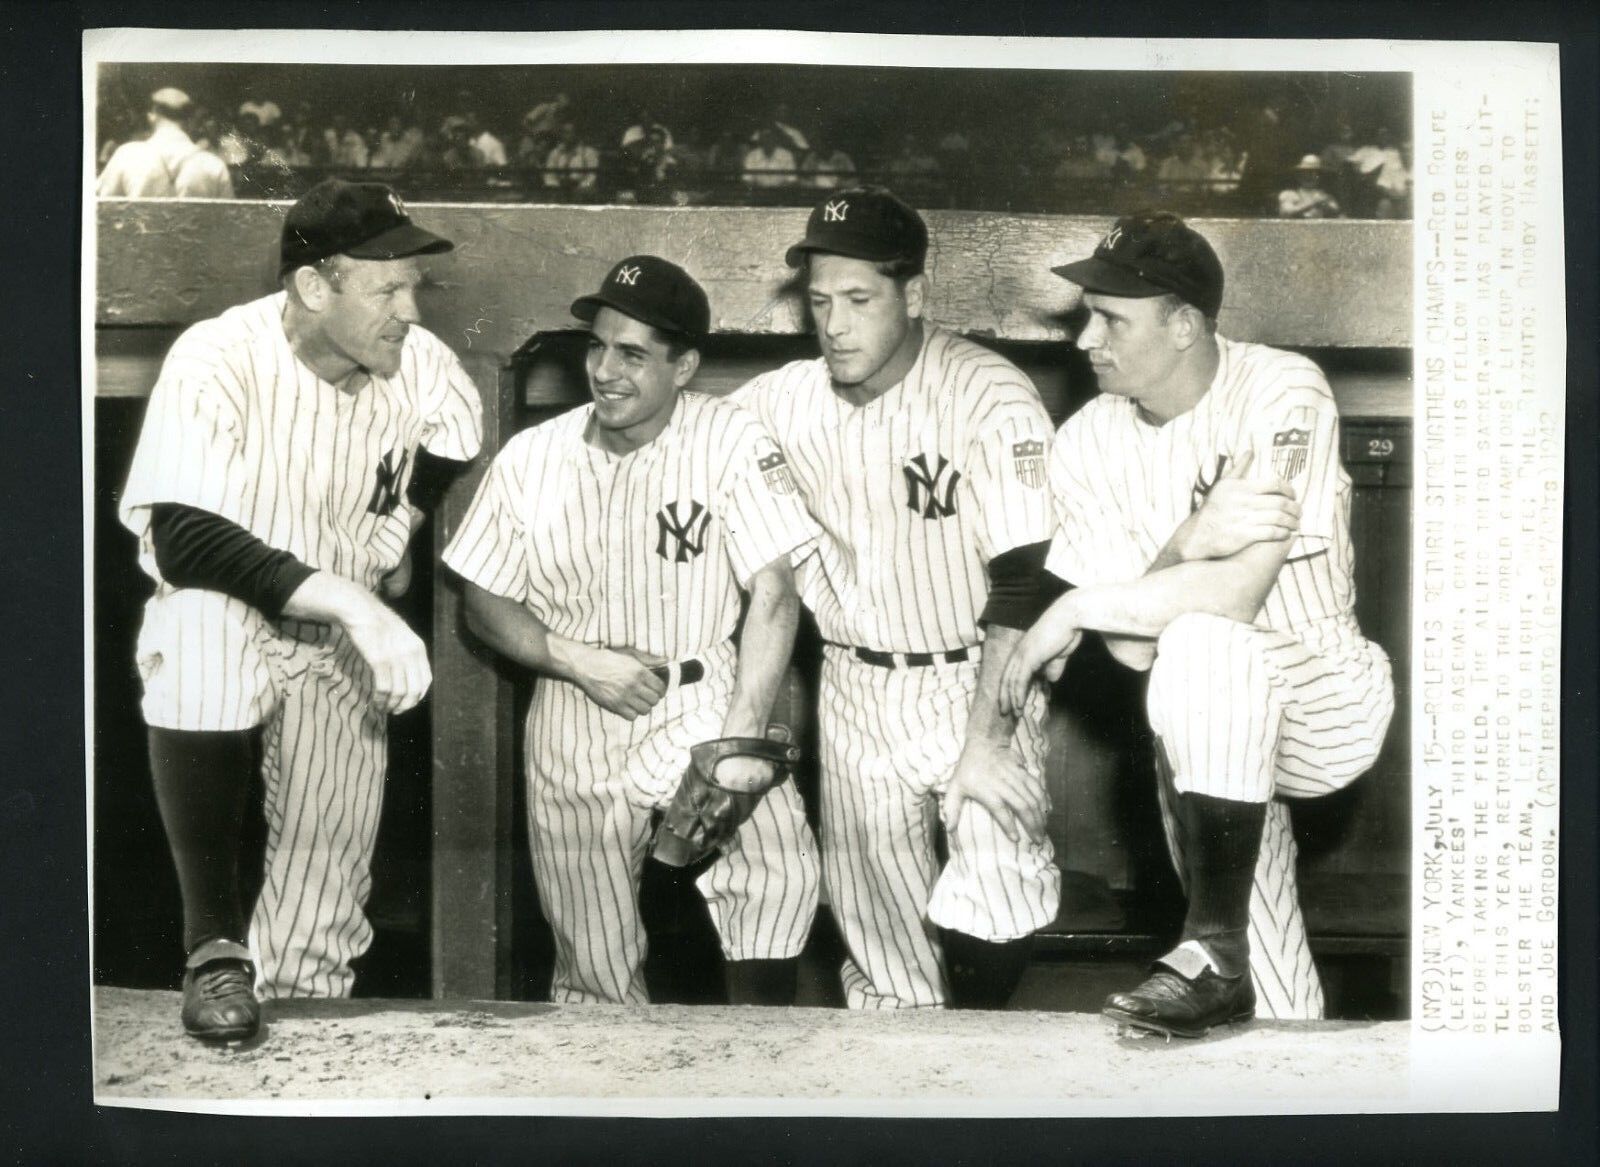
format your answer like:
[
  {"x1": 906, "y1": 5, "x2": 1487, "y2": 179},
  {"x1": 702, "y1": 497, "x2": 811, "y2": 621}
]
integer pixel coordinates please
[{"x1": 97, "y1": 81, "x2": 1412, "y2": 218}]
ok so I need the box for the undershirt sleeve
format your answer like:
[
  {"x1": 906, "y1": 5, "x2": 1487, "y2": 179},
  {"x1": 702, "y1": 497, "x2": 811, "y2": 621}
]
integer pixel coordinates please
[{"x1": 149, "y1": 503, "x2": 316, "y2": 618}]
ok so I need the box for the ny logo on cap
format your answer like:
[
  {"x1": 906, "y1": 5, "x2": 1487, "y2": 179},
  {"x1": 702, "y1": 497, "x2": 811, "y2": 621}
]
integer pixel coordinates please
[
  {"x1": 823, "y1": 199, "x2": 849, "y2": 222},
  {"x1": 1102, "y1": 225, "x2": 1123, "y2": 250},
  {"x1": 616, "y1": 264, "x2": 642, "y2": 286},
  {"x1": 388, "y1": 192, "x2": 407, "y2": 219}
]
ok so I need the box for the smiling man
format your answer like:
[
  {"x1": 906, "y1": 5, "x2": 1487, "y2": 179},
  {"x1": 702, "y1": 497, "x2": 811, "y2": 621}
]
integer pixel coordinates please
[
  {"x1": 735, "y1": 187, "x2": 1062, "y2": 1011},
  {"x1": 444, "y1": 256, "x2": 821, "y2": 1007},
  {"x1": 1000, "y1": 211, "x2": 1395, "y2": 1038},
  {"x1": 119, "y1": 179, "x2": 483, "y2": 1041}
]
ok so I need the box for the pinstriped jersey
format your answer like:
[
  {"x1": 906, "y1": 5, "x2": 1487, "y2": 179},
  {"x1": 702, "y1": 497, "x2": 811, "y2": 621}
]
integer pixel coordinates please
[
  {"x1": 1046, "y1": 335, "x2": 1357, "y2": 635},
  {"x1": 734, "y1": 326, "x2": 1056, "y2": 654},
  {"x1": 443, "y1": 392, "x2": 819, "y2": 661},
  {"x1": 120, "y1": 292, "x2": 484, "y2": 593}
]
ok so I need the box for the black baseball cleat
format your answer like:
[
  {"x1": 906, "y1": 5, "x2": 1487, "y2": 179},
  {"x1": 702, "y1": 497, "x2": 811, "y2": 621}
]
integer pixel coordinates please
[
  {"x1": 180, "y1": 941, "x2": 261, "y2": 1043},
  {"x1": 1102, "y1": 965, "x2": 1256, "y2": 1040}
]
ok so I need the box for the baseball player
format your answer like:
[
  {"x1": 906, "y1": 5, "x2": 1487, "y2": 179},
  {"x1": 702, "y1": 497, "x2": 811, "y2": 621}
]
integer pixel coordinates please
[
  {"x1": 443, "y1": 256, "x2": 822, "y2": 1007},
  {"x1": 999, "y1": 211, "x2": 1395, "y2": 1037},
  {"x1": 734, "y1": 188, "x2": 1062, "y2": 1011},
  {"x1": 118, "y1": 180, "x2": 484, "y2": 1040},
  {"x1": 97, "y1": 87, "x2": 234, "y2": 200}
]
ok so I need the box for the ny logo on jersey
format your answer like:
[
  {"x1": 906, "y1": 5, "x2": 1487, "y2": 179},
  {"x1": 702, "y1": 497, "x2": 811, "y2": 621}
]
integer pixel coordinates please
[
  {"x1": 367, "y1": 449, "x2": 410, "y2": 516},
  {"x1": 616, "y1": 264, "x2": 642, "y2": 286},
  {"x1": 656, "y1": 499, "x2": 712, "y2": 563},
  {"x1": 823, "y1": 199, "x2": 848, "y2": 222},
  {"x1": 903, "y1": 453, "x2": 961, "y2": 519},
  {"x1": 1189, "y1": 453, "x2": 1229, "y2": 513}
]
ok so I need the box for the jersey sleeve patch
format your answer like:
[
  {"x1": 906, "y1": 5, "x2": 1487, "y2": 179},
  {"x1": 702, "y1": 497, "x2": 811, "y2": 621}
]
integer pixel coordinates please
[
  {"x1": 1270, "y1": 409, "x2": 1315, "y2": 482},
  {"x1": 1012, "y1": 438, "x2": 1046, "y2": 489},
  {"x1": 758, "y1": 449, "x2": 797, "y2": 495}
]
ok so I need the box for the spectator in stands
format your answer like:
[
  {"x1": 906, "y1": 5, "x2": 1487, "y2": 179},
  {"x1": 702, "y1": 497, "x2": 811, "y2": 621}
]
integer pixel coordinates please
[
  {"x1": 1090, "y1": 129, "x2": 1120, "y2": 172},
  {"x1": 97, "y1": 87, "x2": 234, "y2": 199},
  {"x1": 742, "y1": 126, "x2": 799, "y2": 189},
  {"x1": 468, "y1": 114, "x2": 508, "y2": 168},
  {"x1": 238, "y1": 94, "x2": 282, "y2": 130},
  {"x1": 274, "y1": 116, "x2": 314, "y2": 167},
  {"x1": 439, "y1": 119, "x2": 480, "y2": 170},
  {"x1": 1157, "y1": 135, "x2": 1212, "y2": 185},
  {"x1": 1319, "y1": 120, "x2": 1359, "y2": 209},
  {"x1": 543, "y1": 121, "x2": 600, "y2": 193},
  {"x1": 664, "y1": 125, "x2": 709, "y2": 189},
  {"x1": 1277, "y1": 154, "x2": 1344, "y2": 219},
  {"x1": 218, "y1": 111, "x2": 260, "y2": 167},
  {"x1": 1053, "y1": 135, "x2": 1109, "y2": 182},
  {"x1": 749, "y1": 101, "x2": 810, "y2": 158},
  {"x1": 1237, "y1": 103, "x2": 1298, "y2": 211},
  {"x1": 887, "y1": 133, "x2": 941, "y2": 182},
  {"x1": 621, "y1": 108, "x2": 674, "y2": 152},
  {"x1": 522, "y1": 91, "x2": 571, "y2": 143},
  {"x1": 324, "y1": 112, "x2": 369, "y2": 169},
  {"x1": 1349, "y1": 125, "x2": 1410, "y2": 218},
  {"x1": 1112, "y1": 125, "x2": 1148, "y2": 179},
  {"x1": 369, "y1": 115, "x2": 415, "y2": 169},
  {"x1": 800, "y1": 130, "x2": 856, "y2": 190},
  {"x1": 707, "y1": 128, "x2": 746, "y2": 180},
  {"x1": 1322, "y1": 119, "x2": 1358, "y2": 172},
  {"x1": 618, "y1": 124, "x2": 678, "y2": 202},
  {"x1": 1204, "y1": 128, "x2": 1244, "y2": 194}
]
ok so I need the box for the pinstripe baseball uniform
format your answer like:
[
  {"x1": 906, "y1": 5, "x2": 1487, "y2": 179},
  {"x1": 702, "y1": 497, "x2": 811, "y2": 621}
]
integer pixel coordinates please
[
  {"x1": 736, "y1": 326, "x2": 1062, "y2": 1010},
  {"x1": 443, "y1": 392, "x2": 821, "y2": 1005},
  {"x1": 1046, "y1": 334, "x2": 1394, "y2": 1018},
  {"x1": 119, "y1": 291, "x2": 484, "y2": 999}
]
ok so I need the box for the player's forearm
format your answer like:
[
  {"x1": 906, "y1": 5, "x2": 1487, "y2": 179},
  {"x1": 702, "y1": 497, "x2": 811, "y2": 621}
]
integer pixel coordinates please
[
  {"x1": 962, "y1": 623, "x2": 1024, "y2": 751},
  {"x1": 1064, "y1": 559, "x2": 1273, "y2": 639},
  {"x1": 280, "y1": 570, "x2": 388, "y2": 627},
  {"x1": 1147, "y1": 512, "x2": 1201, "y2": 574},
  {"x1": 461, "y1": 584, "x2": 589, "y2": 681},
  {"x1": 722, "y1": 560, "x2": 800, "y2": 738}
]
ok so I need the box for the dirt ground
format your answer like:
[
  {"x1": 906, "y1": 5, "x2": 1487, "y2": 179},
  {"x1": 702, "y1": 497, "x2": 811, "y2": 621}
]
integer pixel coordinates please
[{"x1": 93, "y1": 987, "x2": 1409, "y2": 1114}]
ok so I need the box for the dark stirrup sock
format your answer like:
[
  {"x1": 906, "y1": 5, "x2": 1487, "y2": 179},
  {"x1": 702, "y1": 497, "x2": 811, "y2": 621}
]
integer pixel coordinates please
[
  {"x1": 941, "y1": 929, "x2": 1035, "y2": 1010},
  {"x1": 1176, "y1": 792, "x2": 1268, "y2": 975},
  {"x1": 724, "y1": 957, "x2": 800, "y2": 1006},
  {"x1": 147, "y1": 727, "x2": 259, "y2": 955}
]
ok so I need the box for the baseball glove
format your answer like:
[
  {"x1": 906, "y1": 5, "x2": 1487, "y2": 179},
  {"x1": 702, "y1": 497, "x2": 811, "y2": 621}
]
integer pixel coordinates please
[{"x1": 650, "y1": 725, "x2": 802, "y2": 868}]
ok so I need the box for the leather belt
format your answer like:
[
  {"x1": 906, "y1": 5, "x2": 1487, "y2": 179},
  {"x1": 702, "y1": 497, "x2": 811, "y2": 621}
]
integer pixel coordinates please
[
  {"x1": 833, "y1": 644, "x2": 972, "y2": 669},
  {"x1": 649, "y1": 657, "x2": 706, "y2": 687}
]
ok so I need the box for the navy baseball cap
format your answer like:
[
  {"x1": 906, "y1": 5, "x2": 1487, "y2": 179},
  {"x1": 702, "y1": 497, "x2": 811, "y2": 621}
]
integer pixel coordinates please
[
  {"x1": 571, "y1": 255, "x2": 711, "y2": 342},
  {"x1": 784, "y1": 186, "x2": 929, "y2": 272},
  {"x1": 279, "y1": 179, "x2": 453, "y2": 277},
  {"x1": 1052, "y1": 211, "x2": 1225, "y2": 319}
]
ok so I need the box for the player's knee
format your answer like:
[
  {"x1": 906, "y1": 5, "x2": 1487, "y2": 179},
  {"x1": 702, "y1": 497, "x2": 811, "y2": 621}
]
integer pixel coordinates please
[
  {"x1": 1154, "y1": 611, "x2": 1254, "y2": 664},
  {"x1": 1147, "y1": 613, "x2": 1266, "y2": 731}
]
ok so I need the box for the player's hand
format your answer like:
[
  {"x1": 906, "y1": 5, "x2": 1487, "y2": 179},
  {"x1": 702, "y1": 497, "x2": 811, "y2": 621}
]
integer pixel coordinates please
[
  {"x1": 343, "y1": 596, "x2": 433, "y2": 715},
  {"x1": 998, "y1": 607, "x2": 1083, "y2": 719},
  {"x1": 708, "y1": 755, "x2": 777, "y2": 795},
  {"x1": 1186, "y1": 450, "x2": 1301, "y2": 560},
  {"x1": 379, "y1": 553, "x2": 413, "y2": 599},
  {"x1": 943, "y1": 742, "x2": 1048, "y2": 843},
  {"x1": 574, "y1": 645, "x2": 668, "y2": 720}
]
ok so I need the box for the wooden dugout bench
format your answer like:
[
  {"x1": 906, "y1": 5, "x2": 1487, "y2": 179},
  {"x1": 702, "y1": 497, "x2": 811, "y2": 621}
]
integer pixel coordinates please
[{"x1": 96, "y1": 202, "x2": 1412, "y2": 1003}]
